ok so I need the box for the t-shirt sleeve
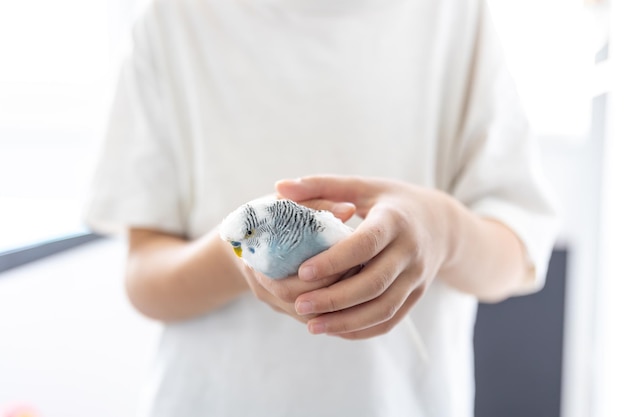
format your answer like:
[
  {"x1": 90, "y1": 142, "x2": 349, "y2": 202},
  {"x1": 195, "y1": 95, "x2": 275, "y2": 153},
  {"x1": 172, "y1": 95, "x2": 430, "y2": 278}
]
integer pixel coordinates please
[
  {"x1": 449, "y1": 1, "x2": 559, "y2": 295},
  {"x1": 83, "y1": 14, "x2": 186, "y2": 237}
]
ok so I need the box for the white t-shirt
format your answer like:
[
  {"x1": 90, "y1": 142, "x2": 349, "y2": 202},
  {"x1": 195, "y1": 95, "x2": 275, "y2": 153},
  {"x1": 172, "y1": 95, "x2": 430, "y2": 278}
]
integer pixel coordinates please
[{"x1": 85, "y1": 0, "x2": 558, "y2": 415}]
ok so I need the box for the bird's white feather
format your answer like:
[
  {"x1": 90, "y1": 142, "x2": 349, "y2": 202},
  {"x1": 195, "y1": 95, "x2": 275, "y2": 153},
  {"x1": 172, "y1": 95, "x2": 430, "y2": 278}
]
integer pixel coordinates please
[{"x1": 219, "y1": 197, "x2": 352, "y2": 279}]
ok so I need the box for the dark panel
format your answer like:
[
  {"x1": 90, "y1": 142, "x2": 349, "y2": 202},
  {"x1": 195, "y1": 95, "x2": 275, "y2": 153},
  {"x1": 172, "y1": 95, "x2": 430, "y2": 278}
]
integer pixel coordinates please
[
  {"x1": 0, "y1": 232, "x2": 103, "y2": 275},
  {"x1": 474, "y1": 249, "x2": 567, "y2": 417}
]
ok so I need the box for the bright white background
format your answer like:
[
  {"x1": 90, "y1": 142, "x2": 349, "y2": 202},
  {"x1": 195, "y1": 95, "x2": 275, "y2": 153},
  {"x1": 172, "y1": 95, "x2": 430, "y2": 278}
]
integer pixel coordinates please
[
  {"x1": 0, "y1": 0, "x2": 137, "y2": 251},
  {"x1": 0, "y1": 0, "x2": 623, "y2": 416}
]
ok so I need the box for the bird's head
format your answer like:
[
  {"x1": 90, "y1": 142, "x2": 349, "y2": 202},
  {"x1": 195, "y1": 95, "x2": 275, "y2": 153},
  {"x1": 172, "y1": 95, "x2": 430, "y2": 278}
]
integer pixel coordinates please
[{"x1": 219, "y1": 197, "x2": 274, "y2": 258}]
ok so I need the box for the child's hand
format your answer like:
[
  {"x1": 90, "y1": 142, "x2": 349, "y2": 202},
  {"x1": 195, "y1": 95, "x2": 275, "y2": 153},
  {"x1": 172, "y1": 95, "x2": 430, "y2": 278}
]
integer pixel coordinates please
[
  {"x1": 274, "y1": 175, "x2": 457, "y2": 340},
  {"x1": 239, "y1": 266, "x2": 360, "y2": 324},
  {"x1": 236, "y1": 197, "x2": 357, "y2": 323}
]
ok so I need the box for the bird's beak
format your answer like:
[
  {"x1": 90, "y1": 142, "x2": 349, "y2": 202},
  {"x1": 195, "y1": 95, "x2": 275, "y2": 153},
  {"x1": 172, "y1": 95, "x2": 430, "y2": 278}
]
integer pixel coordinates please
[{"x1": 230, "y1": 241, "x2": 242, "y2": 257}]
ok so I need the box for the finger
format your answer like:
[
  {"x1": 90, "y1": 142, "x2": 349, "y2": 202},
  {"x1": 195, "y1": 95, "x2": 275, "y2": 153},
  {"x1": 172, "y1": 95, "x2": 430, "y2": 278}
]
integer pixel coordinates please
[
  {"x1": 298, "y1": 205, "x2": 396, "y2": 281},
  {"x1": 247, "y1": 275, "x2": 312, "y2": 324},
  {"x1": 255, "y1": 271, "x2": 341, "y2": 304},
  {"x1": 294, "y1": 244, "x2": 409, "y2": 315},
  {"x1": 275, "y1": 176, "x2": 376, "y2": 212},
  {"x1": 307, "y1": 281, "x2": 425, "y2": 336},
  {"x1": 240, "y1": 264, "x2": 319, "y2": 324},
  {"x1": 333, "y1": 289, "x2": 424, "y2": 340}
]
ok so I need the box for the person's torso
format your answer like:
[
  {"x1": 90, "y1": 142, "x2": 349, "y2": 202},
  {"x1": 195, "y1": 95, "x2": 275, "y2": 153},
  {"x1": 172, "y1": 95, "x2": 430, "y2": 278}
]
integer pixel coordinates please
[
  {"x1": 143, "y1": 0, "x2": 477, "y2": 237},
  {"x1": 136, "y1": 1, "x2": 479, "y2": 416}
]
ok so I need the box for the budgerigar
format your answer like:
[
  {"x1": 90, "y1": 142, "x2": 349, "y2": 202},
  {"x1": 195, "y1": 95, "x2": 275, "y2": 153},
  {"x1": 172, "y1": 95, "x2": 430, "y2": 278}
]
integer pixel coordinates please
[{"x1": 219, "y1": 197, "x2": 353, "y2": 279}]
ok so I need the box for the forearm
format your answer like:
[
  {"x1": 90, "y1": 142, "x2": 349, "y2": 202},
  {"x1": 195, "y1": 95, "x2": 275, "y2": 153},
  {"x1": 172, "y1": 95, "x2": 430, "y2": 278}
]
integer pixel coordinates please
[
  {"x1": 438, "y1": 196, "x2": 531, "y2": 302},
  {"x1": 126, "y1": 228, "x2": 249, "y2": 322}
]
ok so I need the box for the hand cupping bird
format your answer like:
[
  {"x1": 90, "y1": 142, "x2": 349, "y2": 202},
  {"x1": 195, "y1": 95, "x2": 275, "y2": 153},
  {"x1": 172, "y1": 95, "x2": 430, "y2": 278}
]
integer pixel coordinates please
[{"x1": 219, "y1": 197, "x2": 353, "y2": 279}]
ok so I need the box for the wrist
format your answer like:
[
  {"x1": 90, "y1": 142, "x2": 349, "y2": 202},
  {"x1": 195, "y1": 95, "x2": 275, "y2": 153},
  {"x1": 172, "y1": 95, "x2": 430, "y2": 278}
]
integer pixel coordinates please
[{"x1": 435, "y1": 191, "x2": 468, "y2": 279}]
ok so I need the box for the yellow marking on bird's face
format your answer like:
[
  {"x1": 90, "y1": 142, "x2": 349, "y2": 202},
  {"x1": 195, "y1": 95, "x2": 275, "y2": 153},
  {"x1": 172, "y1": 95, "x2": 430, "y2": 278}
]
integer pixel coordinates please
[{"x1": 233, "y1": 246, "x2": 242, "y2": 257}]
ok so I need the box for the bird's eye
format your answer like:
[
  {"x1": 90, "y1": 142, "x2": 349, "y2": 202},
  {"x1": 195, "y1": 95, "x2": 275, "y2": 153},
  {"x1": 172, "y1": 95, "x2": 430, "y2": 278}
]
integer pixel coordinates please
[{"x1": 246, "y1": 229, "x2": 253, "y2": 237}]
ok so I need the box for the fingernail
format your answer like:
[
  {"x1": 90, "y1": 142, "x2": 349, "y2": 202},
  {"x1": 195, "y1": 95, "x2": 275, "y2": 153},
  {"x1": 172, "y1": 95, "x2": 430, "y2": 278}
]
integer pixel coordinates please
[
  {"x1": 332, "y1": 202, "x2": 355, "y2": 216},
  {"x1": 296, "y1": 300, "x2": 313, "y2": 315},
  {"x1": 308, "y1": 321, "x2": 327, "y2": 335},
  {"x1": 299, "y1": 265, "x2": 317, "y2": 281},
  {"x1": 276, "y1": 177, "x2": 302, "y2": 186}
]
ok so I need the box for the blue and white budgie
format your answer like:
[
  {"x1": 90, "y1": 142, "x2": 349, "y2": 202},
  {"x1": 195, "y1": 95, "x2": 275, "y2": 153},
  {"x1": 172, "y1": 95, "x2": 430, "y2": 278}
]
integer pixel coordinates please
[{"x1": 219, "y1": 197, "x2": 353, "y2": 279}]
